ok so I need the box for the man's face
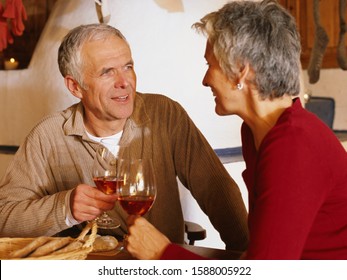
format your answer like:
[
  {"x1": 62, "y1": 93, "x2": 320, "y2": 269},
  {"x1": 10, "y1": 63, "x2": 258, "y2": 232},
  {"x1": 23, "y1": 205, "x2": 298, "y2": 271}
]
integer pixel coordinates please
[{"x1": 78, "y1": 35, "x2": 137, "y2": 127}]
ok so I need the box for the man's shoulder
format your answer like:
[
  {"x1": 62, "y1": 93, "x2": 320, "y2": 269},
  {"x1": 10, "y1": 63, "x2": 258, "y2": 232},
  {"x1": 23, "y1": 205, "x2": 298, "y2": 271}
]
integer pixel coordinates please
[
  {"x1": 137, "y1": 92, "x2": 184, "y2": 111},
  {"x1": 37, "y1": 103, "x2": 78, "y2": 123},
  {"x1": 138, "y1": 92, "x2": 174, "y2": 102},
  {"x1": 28, "y1": 103, "x2": 80, "y2": 135}
]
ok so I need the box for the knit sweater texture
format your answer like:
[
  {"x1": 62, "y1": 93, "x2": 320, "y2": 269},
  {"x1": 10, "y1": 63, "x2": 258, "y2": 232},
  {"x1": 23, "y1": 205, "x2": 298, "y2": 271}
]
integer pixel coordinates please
[{"x1": 0, "y1": 93, "x2": 249, "y2": 252}]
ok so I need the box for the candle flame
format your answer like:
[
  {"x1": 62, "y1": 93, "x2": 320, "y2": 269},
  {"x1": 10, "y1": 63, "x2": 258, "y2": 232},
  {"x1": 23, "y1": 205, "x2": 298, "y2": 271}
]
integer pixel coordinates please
[{"x1": 10, "y1": 58, "x2": 16, "y2": 63}]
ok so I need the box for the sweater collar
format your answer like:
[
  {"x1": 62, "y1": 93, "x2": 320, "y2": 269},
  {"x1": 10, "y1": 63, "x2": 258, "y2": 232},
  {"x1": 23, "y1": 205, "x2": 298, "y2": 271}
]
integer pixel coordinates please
[{"x1": 63, "y1": 92, "x2": 151, "y2": 138}]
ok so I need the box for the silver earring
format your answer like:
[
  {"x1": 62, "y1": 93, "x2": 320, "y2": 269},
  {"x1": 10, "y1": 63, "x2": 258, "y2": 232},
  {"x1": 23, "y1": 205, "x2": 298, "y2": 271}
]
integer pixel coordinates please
[{"x1": 237, "y1": 83, "x2": 243, "y2": 90}]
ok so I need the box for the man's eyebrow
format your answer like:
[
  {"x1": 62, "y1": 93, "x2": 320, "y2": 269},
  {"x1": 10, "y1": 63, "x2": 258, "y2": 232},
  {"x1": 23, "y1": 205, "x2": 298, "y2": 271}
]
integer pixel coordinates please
[
  {"x1": 100, "y1": 67, "x2": 113, "y2": 74},
  {"x1": 99, "y1": 59, "x2": 134, "y2": 74},
  {"x1": 126, "y1": 59, "x2": 134, "y2": 65}
]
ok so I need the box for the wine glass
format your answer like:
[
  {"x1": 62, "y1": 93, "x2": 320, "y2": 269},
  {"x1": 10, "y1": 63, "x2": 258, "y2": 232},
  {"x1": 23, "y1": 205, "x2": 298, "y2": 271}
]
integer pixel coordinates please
[
  {"x1": 116, "y1": 158, "x2": 157, "y2": 216},
  {"x1": 92, "y1": 139, "x2": 122, "y2": 229}
]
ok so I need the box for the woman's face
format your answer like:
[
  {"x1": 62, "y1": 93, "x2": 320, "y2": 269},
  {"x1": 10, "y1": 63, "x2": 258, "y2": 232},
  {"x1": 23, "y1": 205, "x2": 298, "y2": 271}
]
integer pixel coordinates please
[{"x1": 202, "y1": 41, "x2": 239, "y2": 116}]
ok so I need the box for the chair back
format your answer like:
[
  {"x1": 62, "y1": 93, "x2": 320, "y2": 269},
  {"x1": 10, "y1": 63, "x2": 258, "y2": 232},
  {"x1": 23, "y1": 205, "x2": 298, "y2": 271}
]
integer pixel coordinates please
[{"x1": 305, "y1": 96, "x2": 335, "y2": 129}]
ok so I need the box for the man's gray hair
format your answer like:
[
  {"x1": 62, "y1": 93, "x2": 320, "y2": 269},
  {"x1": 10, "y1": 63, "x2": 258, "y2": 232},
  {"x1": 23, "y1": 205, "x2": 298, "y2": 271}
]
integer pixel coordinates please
[{"x1": 58, "y1": 24, "x2": 128, "y2": 89}]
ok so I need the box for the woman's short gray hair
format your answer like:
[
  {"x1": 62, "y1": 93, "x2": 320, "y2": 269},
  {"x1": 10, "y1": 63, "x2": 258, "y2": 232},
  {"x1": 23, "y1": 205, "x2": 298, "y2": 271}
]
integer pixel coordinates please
[
  {"x1": 58, "y1": 24, "x2": 128, "y2": 89},
  {"x1": 192, "y1": 0, "x2": 301, "y2": 99}
]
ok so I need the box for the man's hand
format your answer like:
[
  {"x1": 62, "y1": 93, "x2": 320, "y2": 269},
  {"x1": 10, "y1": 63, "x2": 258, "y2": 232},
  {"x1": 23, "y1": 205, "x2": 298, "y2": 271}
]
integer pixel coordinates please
[{"x1": 70, "y1": 184, "x2": 118, "y2": 222}]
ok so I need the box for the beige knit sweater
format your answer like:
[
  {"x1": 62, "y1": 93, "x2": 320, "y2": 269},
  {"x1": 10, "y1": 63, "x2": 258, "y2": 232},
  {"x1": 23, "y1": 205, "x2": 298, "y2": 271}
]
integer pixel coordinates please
[{"x1": 0, "y1": 93, "x2": 248, "y2": 251}]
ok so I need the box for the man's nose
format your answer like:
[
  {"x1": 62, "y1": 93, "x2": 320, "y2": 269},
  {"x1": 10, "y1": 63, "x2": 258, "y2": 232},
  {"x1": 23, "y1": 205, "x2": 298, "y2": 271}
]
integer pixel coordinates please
[{"x1": 114, "y1": 71, "x2": 128, "y2": 88}]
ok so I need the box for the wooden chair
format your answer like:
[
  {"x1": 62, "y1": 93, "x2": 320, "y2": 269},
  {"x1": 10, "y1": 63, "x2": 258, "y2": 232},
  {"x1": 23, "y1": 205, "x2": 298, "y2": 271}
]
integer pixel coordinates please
[{"x1": 184, "y1": 221, "x2": 207, "y2": 245}]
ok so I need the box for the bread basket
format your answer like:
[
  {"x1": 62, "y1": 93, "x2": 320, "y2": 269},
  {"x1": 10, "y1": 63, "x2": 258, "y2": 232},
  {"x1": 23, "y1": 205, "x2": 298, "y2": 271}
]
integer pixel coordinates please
[{"x1": 0, "y1": 221, "x2": 97, "y2": 260}]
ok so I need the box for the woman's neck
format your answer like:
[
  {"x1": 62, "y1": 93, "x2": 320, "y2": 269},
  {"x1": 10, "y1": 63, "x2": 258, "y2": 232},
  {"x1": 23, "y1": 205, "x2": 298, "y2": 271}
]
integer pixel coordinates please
[{"x1": 243, "y1": 95, "x2": 293, "y2": 150}]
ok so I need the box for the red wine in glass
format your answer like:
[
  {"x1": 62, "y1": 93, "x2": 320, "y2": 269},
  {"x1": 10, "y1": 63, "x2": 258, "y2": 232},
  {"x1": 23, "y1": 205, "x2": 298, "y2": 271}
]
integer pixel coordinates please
[
  {"x1": 116, "y1": 159, "x2": 157, "y2": 216},
  {"x1": 118, "y1": 195, "x2": 155, "y2": 216},
  {"x1": 93, "y1": 176, "x2": 124, "y2": 195}
]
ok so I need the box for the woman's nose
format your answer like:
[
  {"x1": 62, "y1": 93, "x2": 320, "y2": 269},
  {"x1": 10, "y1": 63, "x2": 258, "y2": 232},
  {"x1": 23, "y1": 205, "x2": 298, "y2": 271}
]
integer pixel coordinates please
[{"x1": 202, "y1": 74, "x2": 209, "y2": 87}]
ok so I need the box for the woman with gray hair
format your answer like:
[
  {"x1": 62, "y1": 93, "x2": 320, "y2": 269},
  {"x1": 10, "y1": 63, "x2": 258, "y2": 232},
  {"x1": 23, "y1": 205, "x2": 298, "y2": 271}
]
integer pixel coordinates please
[{"x1": 125, "y1": 0, "x2": 347, "y2": 259}]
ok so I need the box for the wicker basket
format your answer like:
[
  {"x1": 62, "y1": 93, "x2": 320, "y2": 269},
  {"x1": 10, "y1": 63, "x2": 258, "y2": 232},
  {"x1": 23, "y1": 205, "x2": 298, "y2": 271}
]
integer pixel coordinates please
[{"x1": 0, "y1": 221, "x2": 97, "y2": 260}]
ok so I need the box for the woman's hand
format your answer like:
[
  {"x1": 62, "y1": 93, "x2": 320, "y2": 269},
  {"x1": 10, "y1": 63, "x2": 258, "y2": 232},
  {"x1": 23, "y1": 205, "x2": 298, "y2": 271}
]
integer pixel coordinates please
[{"x1": 126, "y1": 215, "x2": 171, "y2": 259}]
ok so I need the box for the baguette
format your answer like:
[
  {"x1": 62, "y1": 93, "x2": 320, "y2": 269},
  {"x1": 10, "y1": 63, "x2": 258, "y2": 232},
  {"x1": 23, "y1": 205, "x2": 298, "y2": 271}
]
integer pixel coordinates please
[
  {"x1": 29, "y1": 237, "x2": 73, "y2": 257},
  {"x1": 51, "y1": 240, "x2": 84, "y2": 255},
  {"x1": 9, "y1": 236, "x2": 51, "y2": 258}
]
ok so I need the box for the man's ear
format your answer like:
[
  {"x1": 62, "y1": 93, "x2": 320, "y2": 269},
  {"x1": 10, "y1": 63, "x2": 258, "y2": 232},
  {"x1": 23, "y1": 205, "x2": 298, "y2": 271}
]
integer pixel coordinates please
[{"x1": 64, "y1": 75, "x2": 83, "y2": 99}]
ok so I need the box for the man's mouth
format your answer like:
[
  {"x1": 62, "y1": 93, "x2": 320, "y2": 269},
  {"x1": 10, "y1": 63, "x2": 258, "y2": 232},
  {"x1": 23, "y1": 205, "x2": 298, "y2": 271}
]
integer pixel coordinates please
[{"x1": 113, "y1": 95, "x2": 129, "y2": 101}]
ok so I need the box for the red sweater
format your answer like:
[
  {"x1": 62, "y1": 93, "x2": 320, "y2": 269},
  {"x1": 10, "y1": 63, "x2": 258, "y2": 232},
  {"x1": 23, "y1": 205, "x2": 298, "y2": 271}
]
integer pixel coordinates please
[
  {"x1": 161, "y1": 98, "x2": 347, "y2": 260},
  {"x1": 242, "y1": 98, "x2": 347, "y2": 259}
]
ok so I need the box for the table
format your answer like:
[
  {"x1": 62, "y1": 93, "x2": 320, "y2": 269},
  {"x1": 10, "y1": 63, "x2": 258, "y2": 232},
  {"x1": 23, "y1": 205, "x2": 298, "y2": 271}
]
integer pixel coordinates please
[{"x1": 87, "y1": 242, "x2": 242, "y2": 260}]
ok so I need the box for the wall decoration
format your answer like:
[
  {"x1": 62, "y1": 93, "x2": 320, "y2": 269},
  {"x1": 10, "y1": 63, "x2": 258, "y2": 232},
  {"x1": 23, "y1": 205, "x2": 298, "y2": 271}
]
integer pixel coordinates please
[{"x1": 0, "y1": 0, "x2": 56, "y2": 70}]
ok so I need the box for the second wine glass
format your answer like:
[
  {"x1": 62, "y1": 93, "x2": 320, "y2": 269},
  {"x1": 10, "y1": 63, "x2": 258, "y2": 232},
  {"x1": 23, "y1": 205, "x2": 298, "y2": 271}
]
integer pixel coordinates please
[{"x1": 116, "y1": 158, "x2": 157, "y2": 216}]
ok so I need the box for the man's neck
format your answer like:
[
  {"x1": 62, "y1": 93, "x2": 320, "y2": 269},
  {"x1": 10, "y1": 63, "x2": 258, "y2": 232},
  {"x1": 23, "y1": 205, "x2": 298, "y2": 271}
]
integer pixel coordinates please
[{"x1": 83, "y1": 115, "x2": 127, "y2": 137}]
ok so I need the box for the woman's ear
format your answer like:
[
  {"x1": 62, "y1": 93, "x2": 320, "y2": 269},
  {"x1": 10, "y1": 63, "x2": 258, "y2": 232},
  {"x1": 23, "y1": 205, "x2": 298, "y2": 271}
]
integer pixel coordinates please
[
  {"x1": 238, "y1": 63, "x2": 250, "y2": 85},
  {"x1": 64, "y1": 75, "x2": 83, "y2": 99}
]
